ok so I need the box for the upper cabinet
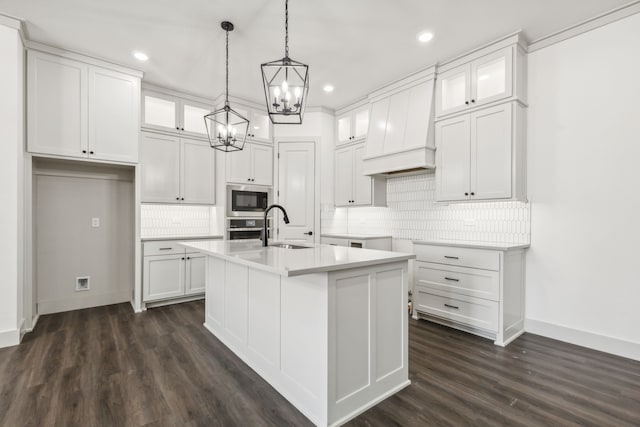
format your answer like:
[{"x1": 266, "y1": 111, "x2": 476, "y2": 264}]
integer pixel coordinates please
[
  {"x1": 435, "y1": 39, "x2": 526, "y2": 119},
  {"x1": 226, "y1": 142, "x2": 273, "y2": 186},
  {"x1": 27, "y1": 49, "x2": 141, "y2": 164},
  {"x1": 142, "y1": 89, "x2": 212, "y2": 139},
  {"x1": 229, "y1": 106, "x2": 272, "y2": 143},
  {"x1": 335, "y1": 143, "x2": 386, "y2": 207},
  {"x1": 336, "y1": 105, "x2": 369, "y2": 146}
]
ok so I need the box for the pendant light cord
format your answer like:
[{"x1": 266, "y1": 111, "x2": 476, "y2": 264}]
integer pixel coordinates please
[
  {"x1": 284, "y1": 0, "x2": 289, "y2": 59},
  {"x1": 225, "y1": 27, "x2": 229, "y2": 105}
]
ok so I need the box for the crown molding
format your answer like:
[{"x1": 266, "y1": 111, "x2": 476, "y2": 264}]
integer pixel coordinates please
[{"x1": 0, "y1": 13, "x2": 27, "y2": 46}]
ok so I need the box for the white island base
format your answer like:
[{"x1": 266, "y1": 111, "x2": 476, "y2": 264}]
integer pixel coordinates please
[{"x1": 203, "y1": 256, "x2": 410, "y2": 427}]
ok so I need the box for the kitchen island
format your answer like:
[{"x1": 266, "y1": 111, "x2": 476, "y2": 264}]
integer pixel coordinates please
[{"x1": 178, "y1": 240, "x2": 415, "y2": 427}]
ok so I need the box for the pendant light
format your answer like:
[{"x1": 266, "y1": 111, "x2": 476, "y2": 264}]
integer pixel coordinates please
[
  {"x1": 204, "y1": 21, "x2": 249, "y2": 152},
  {"x1": 261, "y1": 0, "x2": 309, "y2": 124}
]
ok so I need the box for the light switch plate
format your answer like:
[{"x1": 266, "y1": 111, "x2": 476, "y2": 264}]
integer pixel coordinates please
[{"x1": 91, "y1": 217, "x2": 100, "y2": 228}]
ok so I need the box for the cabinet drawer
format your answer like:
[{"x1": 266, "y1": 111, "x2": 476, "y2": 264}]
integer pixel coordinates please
[
  {"x1": 415, "y1": 286, "x2": 498, "y2": 332},
  {"x1": 414, "y1": 244, "x2": 499, "y2": 271},
  {"x1": 143, "y1": 241, "x2": 186, "y2": 256},
  {"x1": 415, "y1": 261, "x2": 499, "y2": 301}
]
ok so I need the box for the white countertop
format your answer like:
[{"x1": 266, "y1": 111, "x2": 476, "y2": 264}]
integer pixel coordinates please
[
  {"x1": 413, "y1": 239, "x2": 530, "y2": 250},
  {"x1": 321, "y1": 233, "x2": 392, "y2": 240},
  {"x1": 178, "y1": 239, "x2": 415, "y2": 277},
  {"x1": 141, "y1": 235, "x2": 224, "y2": 242}
]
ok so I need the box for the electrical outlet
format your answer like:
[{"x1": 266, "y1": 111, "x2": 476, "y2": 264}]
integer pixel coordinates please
[
  {"x1": 91, "y1": 217, "x2": 100, "y2": 228},
  {"x1": 76, "y1": 276, "x2": 90, "y2": 291}
]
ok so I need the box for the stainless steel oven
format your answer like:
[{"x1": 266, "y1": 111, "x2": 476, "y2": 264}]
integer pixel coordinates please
[
  {"x1": 227, "y1": 218, "x2": 272, "y2": 240},
  {"x1": 226, "y1": 185, "x2": 272, "y2": 217}
]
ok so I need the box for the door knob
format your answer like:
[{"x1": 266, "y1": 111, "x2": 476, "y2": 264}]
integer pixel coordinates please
[{"x1": 304, "y1": 231, "x2": 313, "y2": 236}]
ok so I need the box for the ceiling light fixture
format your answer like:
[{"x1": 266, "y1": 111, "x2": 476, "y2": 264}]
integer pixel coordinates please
[
  {"x1": 323, "y1": 85, "x2": 334, "y2": 93},
  {"x1": 133, "y1": 51, "x2": 149, "y2": 61},
  {"x1": 417, "y1": 32, "x2": 434, "y2": 43},
  {"x1": 261, "y1": 0, "x2": 310, "y2": 124},
  {"x1": 204, "y1": 21, "x2": 249, "y2": 152}
]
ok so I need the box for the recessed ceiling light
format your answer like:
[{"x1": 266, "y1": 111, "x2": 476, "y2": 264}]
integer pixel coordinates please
[
  {"x1": 323, "y1": 84, "x2": 334, "y2": 93},
  {"x1": 133, "y1": 51, "x2": 149, "y2": 61},
  {"x1": 417, "y1": 32, "x2": 434, "y2": 43}
]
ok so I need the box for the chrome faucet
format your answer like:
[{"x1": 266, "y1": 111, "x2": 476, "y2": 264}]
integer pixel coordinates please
[{"x1": 262, "y1": 204, "x2": 290, "y2": 246}]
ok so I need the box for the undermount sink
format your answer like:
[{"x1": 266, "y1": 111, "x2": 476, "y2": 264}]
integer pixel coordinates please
[{"x1": 270, "y1": 243, "x2": 312, "y2": 250}]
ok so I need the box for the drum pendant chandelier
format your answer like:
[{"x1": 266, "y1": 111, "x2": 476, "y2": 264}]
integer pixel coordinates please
[
  {"x1": 261, "y1": 0, "x2": 309, "y2": 124},
  {"x1": 204, "y1": 21, "x2": 249, "y2": 152}
]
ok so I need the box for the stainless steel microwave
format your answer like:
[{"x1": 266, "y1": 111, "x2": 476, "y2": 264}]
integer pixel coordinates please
[{"x1": 226, "y1": 185, "x2": 272, "y2": 217}]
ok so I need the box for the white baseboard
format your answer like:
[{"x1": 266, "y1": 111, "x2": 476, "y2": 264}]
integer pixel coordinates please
[
  {"x1": 525, "y1": 318, "x2": 640, "y2": 362},
  {"x1": 23, "y1": 314, "x2": 40, "y2": 333},
  {"x1": 37, "y1": 290, "x2": 130, "y2": 315},
  {"x1": 0, "y1": 327, "x2": 21, "y2": 348}
]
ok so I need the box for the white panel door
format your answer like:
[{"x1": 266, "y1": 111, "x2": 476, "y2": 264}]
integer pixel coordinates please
[
  {"x1": 226, "y1": 144, "x2": 253, "y2": 184},
  {"x1": 435, "y1": 115, "x2": 471, "y2": 202},
  {"x1": 278, "y1": 142, "x2": 315, "y2": 242},
  {"x1": 471, "y1": 47, "x2": 513, "y2": 108},
  {"x1": 365, "y1": 97, "x2": 390, "y2": 158},
  {"x1": 88, "y1": 67, "x2": 140, "y2": 163},
  {"x1": 185, "y1": 254, "x2": 206, "y2": 295},
  {"x1": 436, "y1": 64, "x2": 471, "y2": 117},
  {"x1": 383, "y1": 89, "x2": 410, "y2": 152},
  {"x1": 404, "y1": 80, "x2": 434, "y2": 148},
  {"x1": 181, "y1": 100, "x2": 211, "y2": 138},
  {"x1": 252, "y1": 144, "x2": 274, "y2": 186},
  {"x1": 352, "y1": 145, "x2": 372, "y2": 206},
  {"x1": 470, "y1": 104, "x2": 512, "y2": 200},
  {"x1": 27, "y1": 50, "x2": 88, "y2": 158},
  {"x1": 143, "y1": 255, "x2": 185, "y2": 301},
  {"x1": 181, "y1": 138, "x2": 216, "y2": 204},
  {"x1": 142, "y1": 91, "x2": 179, "y2": 132},
  {"x1": 334, "y1": 147, "x2": 354, "y2": 207},
  {"x1": 140, "y1": 132, "x2": 181, "y2": 203},
  {"x1": 249, "y1": 111, "x2": 271, "y2": 142}
]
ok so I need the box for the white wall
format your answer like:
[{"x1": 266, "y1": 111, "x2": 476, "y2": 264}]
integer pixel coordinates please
[
  {"x1": 526, "y1": 12, "x2": 640, "y2": 360},
  {"x1": 0, "y1": 20, "x2": 24, "y2": 347}
]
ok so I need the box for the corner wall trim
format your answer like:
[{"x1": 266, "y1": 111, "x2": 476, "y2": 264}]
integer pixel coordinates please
[
  {"x1": 0, "y1": 328, "x2": 21, "y2": 349},
  {"x1": 528, "y1": 0, "x2": 640, "y2": 52},
  {"x1": 525, "y1": 318, "x2": 640, "y2": 362}
]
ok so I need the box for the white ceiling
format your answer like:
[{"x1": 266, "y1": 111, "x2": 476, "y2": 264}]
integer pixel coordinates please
[{"x1": 0, "y1": 0, "x2": 631, "y2": 109}]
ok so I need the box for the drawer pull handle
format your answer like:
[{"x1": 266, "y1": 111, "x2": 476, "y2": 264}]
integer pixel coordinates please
[
  {"x1": 444, "y1": 303, "x2": 459, "y2": 310},
  {"x1": 444, "y1": 277, "x2": 459, "y2": 282},
  {"x1": 159, "y1": 247, "x2": 173, "y2": 250},
  {"x1": 444, "y1": 256, "x2": 459, "y2": 260}
]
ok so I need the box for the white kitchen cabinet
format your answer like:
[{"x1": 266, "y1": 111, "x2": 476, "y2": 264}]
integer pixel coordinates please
[
  {"x1": 222, "y1": 105, "x2": 272, "y2": 144},
  {"x1": 335, "y1": 143, "x2": 385, "y2": 207},
  {"x1": 143, "y1": 241, "x2": 213, "y2": 302},
  {"x1": 436, "y1": 102, "x2": 525, "y2": 202},
  {"x1": 436, "y1": 41, "x2": 525, "y2": 119},
  {"x1": 140, "y1": 131, "x2": 216, "y2": 204},
  {"x1": 142, "y1": 89, "x2": 213, "y2": 139},
  {"x1": 27, "y1": 49, "x2": 140, "y2": 163},
  {"x1": 336, "y1": 105, "x2": 369, "y2": 146},
  {"x1": 226, "y1": 142, "x2": 273, "y2": 186},
  {"x1": 412, "y1": 242, "x2": 526, "y2": 346}
]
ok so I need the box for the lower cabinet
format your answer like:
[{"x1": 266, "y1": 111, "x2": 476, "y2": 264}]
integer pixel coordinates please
[
  {"x1": 412, "y1": 242, "x2": 526, "y2": 346},
  {"x1": 143, "y1": 241, "x2": 208, "y2": 302}
]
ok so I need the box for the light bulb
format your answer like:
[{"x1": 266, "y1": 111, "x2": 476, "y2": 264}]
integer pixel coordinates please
[{"x1": 282, "y1": 80, "x2": 288, "y2": 93}]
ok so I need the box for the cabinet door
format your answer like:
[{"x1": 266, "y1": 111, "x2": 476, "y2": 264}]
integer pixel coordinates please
[
  {"x1": 27, "y1": 51, "x2": 88, "y2": 158},
  {"x1": 142, "y1": 91, "x2": 179, "y2": 132},
  {"x1": 226, "y1": 143, "x2": 253, "y2": 184},
  {"x1": 88, "y1": 67, "x2": 140, "y2": 163},
  {"x1": 352, "y1": 145, "x2": 372, "y2": 206},
  {"x1": 143, "y1": 255, "x2": 185, "y2": 302},
  {"x1": 436, "y1": 64, "x2": 471, "y2": 117},
  {"x1": 470, "y1": 104, "x2": 512, "y2": 200},
  {"x1": 181, "y1": 100, "x2": 211, "y2": 138},
  {"x1": 337, "y1": 113, "x2": 352, "y2": 145},
  {"x1": 252, "y1": 144, "x2": 274, "y2": 186},
  {"x1": 353, "y1": 108, "x2": 370, "y2": 141},
  {"x1": 249, "y1": 111, "x2": 271, "y2": 142},
  {"x1": 365, "y1": 97, "x2": 390, "y2": 157},
  {"x1": 335, "y1": 147, "x2": 354, "y2": 207},
  {"x1": 471, "y1": 47, "x2": 513, "y2": 108},
  {"x1": 435, "y1": 115, "x2": 471, "y2": 202},
  {"x1": 140, "y1": 132, "x2": 181, "y2": 202},
  {"x1": 185, "y1": 254, "x2": 206, "y2": 295},
  {"x1": 181, "y1": 138, "x2": 216, "y2": 204}
]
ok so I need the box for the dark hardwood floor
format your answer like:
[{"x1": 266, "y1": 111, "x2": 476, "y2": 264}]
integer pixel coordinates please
[{"x1": 0, "y1": 301, "x2": 638, "y2": 427}]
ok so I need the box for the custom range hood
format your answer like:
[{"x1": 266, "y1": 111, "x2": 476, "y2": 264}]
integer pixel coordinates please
[{"x1": 362, "y1": 67, "x2": 436, "y2": 176}]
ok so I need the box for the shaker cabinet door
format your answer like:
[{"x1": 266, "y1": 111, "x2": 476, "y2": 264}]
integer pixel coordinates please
[
  {"x1": 435, "y1": 115, "x2": 471, "y2": 202},
  {"x1": 181, "y1": 138, "x2": 216, "y2": 204},
  {"x1": 140, "y1": 132, "x2": 181, "y2": 203}
]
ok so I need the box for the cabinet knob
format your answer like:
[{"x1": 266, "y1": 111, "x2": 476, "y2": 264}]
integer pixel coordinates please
[
  {"x1": 470, "y1": 192, "x2": 475, "y2": 196},
  {"x1": 181, "y1": 257, "x2": 185, "y2": 260},
  {"x1": 181, "y1": 128, "x2": 184, "y2": 131},
  {"x1": 181, "y1": 197, "x2": 184, "y2": 200},
  {"x1": 465, "y1": 101, "x2": 469, "y2": 105},
  {"x1": 465, "y1": 192, "x2": 469, "y2": 196},
  {"x1": 471, "y1": 99, "x2": 476, "y2": 103},
  {"x1": 176, "y1": 197, "x2": 180, "y2": 200},
  {"x1": 89, "y1": 151, "x2": 94, "y2": 155},
  {"x1": 82, "y1": 150, "x2": 87, "y2": 154},
  {"x1": 176, "y1": 127, "x2": 180, "y2": 130}
]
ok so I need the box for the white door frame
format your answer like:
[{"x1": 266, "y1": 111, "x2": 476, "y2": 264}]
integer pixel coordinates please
[{"x1": 274, "y1": 137, "x2": 321, "y2": 243}]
